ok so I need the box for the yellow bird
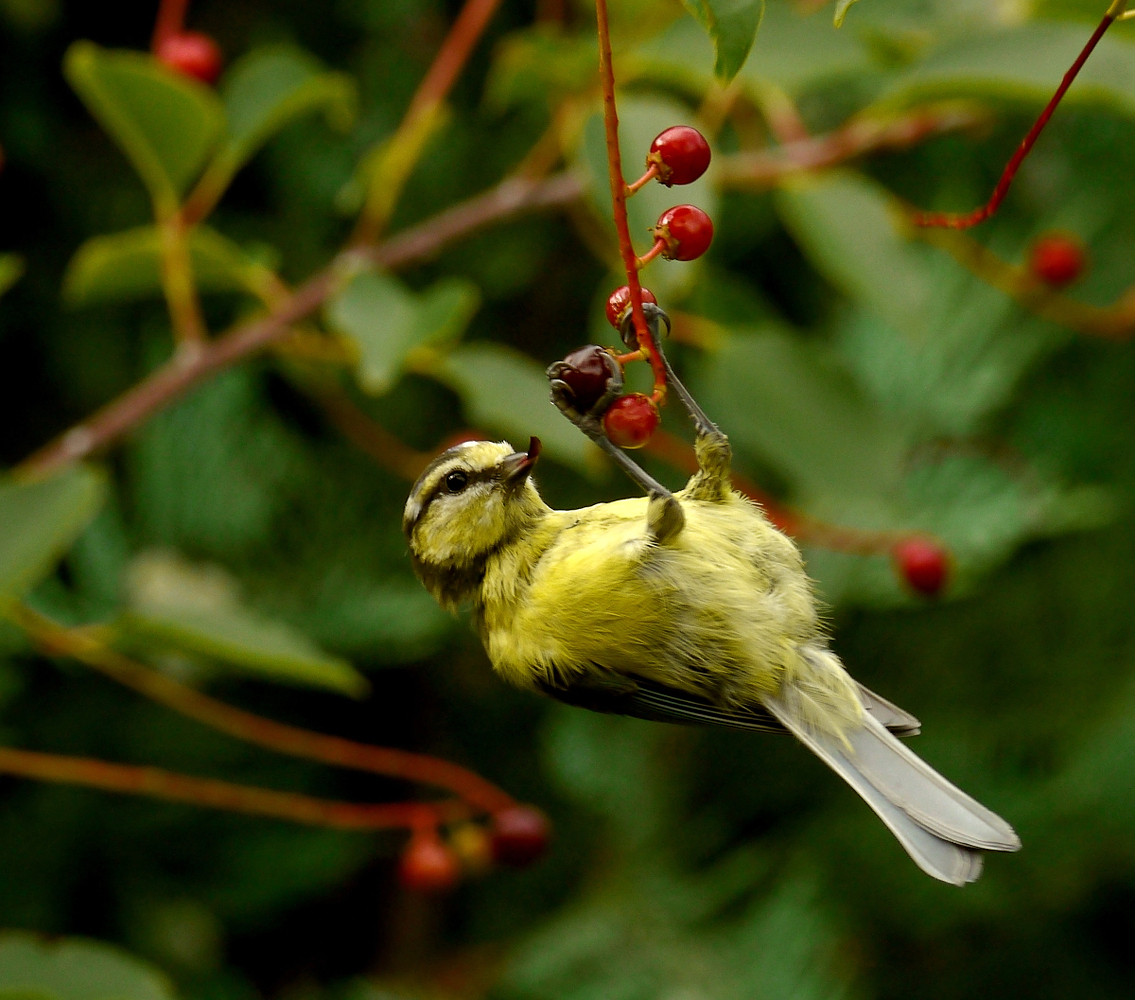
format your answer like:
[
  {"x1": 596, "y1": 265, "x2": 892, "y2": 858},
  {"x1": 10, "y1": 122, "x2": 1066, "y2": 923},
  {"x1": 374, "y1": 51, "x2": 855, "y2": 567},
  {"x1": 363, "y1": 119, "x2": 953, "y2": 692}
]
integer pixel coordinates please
[{"x1": 404, "y1": 424, "x2": 1020, "y2": 884}]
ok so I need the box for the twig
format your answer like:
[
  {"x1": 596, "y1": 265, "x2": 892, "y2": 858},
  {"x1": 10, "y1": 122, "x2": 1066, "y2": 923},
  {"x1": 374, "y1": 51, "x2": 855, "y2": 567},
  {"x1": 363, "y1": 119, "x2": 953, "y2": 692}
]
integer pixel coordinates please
[
  {"x1": 159, "y1": 214, "x2": 208, "y2": 346},
  {"x1": 15, "y1": 172, "x2": 583, "y2": 481},
  {"x1": 12, "y1": 604, "x2": 515, "y2": 815},
  {"x1": 593, "y1": 0, "x2": 668, "y2": 399},
  {"x1": 354, "y1": 0, "x2": 507, "y2": 244},
  {"x1": 0, "y1": 745, "x2": 465, "y2": 830},
  {"x1": 910, "y1": 1, "x2": 1128, "y2": 229}
]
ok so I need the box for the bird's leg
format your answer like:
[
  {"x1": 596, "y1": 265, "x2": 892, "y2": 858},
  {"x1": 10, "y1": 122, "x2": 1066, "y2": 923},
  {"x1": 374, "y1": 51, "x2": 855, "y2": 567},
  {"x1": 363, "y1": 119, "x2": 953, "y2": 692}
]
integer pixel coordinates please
[{"x1": 627, "y1": 305, "x2": 733, "y2": 500}]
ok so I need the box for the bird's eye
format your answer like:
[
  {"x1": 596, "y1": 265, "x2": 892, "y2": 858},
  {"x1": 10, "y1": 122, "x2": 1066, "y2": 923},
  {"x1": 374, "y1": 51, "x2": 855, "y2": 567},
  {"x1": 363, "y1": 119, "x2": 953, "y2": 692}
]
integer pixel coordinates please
[{"x1": 444, "y1": 469, "x2": 469, "y2": 494}]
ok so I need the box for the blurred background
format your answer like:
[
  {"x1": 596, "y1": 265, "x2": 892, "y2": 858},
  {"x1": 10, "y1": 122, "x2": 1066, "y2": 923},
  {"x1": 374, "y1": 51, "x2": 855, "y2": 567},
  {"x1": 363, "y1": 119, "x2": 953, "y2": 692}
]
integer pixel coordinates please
[{"x1": 4, "y1": 0, "x2": 1135, "y2": 996}]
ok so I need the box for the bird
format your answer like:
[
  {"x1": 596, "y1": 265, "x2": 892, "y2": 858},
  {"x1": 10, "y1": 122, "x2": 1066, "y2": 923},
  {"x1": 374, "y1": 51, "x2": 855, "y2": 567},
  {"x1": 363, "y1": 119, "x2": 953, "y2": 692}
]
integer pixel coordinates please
[{"x1": 403, "y1": 426, "x2": 1021, "y2": 884}]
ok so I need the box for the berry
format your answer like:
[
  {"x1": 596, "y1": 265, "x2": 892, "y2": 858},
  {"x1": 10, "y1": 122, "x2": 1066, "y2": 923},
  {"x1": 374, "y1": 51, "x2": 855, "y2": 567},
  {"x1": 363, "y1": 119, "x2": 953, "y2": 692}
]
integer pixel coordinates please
[
  {"x1": 156, "y1": 31, "x2": 223, "y2": 85},
  {"x1": 1028, "y1": 232, "x2": 1086, "y2": 288},
  {"x1": 553, "y1": 345, "x2": 616, "y2": 413},
  {"x1": 605, "y1": 285, "x2": 658, "y2": 330},
  {"x1": 397, "y1": 829, "x2": 461, "y2": 893},
  {"x1": 603, "y1": 393, "x2": 659, "y2": 449},
  {"x1": 652, "y1": 205, "x2": 713, "y2": 262},
  {"x1": 893, "y1": 538, "x2": 949, "y2": 597},
  {"x1": 490, "y1": 805, "x2": 551, "y2": 867},
  {"x1": 647, "y1": 126, "x2": 711, "y2": 186}
]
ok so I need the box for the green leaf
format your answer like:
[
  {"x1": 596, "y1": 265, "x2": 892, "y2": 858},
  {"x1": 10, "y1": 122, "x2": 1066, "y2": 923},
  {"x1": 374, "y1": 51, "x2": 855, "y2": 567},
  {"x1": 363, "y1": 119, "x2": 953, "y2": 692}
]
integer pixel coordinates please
[
  {"x1": 0, "y1": 931, "x2": 177, "y2": 1000},
  {"x1": 428, "y1": 343, "x2": 601, "y2": 478},
  {"x1": 577, "y1": 95, "x2": 718, "y2": 301},
  {"x1": 776, "y1": 171, "x2": 937, "y2": 337},
  {"x1": 833, "y1": 0, "x2": 860, "y2": 27},
  {"x1": 62, "y1": 225, "x2": 261, "y2": 305},
  {"x1": 325, "y1": 271, "x2": 480, "y2": 395},
  {"x1": 217, "y1": 45, "x2": 357, "y2": 175},
  {"x1": 118, "y1": 550, "x2": 369, "y2": 697},
  {"x1": 680, "y1": 0, "x2": 765, "y2": 80},
  {"x1": 881, "y1": 24, "x2": 1135, "y2": 116},
  {"x1": 0, "y1": 253, "x2": 23, "y2": 299},
  {"x1": 63, "y1": 41, "x2": 225, "y2": 213},
  {"x1": 0, "y1": 467, "x2": 107, "y2": 606}
]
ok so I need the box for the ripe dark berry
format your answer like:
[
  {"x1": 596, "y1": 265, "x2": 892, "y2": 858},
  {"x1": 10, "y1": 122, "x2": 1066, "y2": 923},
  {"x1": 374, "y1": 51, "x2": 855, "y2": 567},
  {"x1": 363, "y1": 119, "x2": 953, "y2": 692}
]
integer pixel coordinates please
[
  {"x1": 1028, "y1": 232, "x2": 1086, "y2": 288},
  {"x1": 652, "y1": 205, "x2": 713, "y2": 262},
  {"x1": 893, "y1": 538, "x2": 949, "y2": 597},
  {"x1": 156, "y1": 31, "x2": 223, "y2": 85},
  {"x1": 603, "y1": 393, "x2": 659, "y2": 449},
  {"x1": 554, "y1": 345, "x2": 616, "y2": 413},
  {"x1": 490, "y1": 805, "x2": 551, "y2": 867},
  {"x1": 647, "y1": 126, "x2": 711, "y2": 186},
  {"x1": 398, "y1": 829, "x2": 461, "y2": 893},
  {"x1": 605, "y1": 285, "x2": 658, "y2": 330}
]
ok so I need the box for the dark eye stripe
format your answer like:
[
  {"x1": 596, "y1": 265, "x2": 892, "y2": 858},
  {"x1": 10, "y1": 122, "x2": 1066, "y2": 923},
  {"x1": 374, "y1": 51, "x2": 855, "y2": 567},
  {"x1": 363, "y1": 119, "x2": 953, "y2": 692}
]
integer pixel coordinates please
[{"x1": 404, "y1": 464, "x2": 501, "y2": 535}]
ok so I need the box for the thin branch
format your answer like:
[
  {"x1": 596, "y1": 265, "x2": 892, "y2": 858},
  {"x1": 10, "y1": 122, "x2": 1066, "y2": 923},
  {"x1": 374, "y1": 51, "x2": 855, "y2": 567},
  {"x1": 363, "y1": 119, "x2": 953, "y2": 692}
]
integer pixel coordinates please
[
  {"x1": 0, "y1": 745, "x2": 464, "y2": 830},
  {"x1": 12, "y1": 604, "x2": 515, "y2": 815},
  {"x1": 14, "y1": 172, "x2": 582, "y2": 481},
  {"x1": 159, "y1": 213, "x2": 208, "y2": 346},
  {"x1": 718, "y1": 104, "x2": 989, "y2": 189},
  {"x1": 910, "y1": 3, "x2": 1127, "y2": 229}
]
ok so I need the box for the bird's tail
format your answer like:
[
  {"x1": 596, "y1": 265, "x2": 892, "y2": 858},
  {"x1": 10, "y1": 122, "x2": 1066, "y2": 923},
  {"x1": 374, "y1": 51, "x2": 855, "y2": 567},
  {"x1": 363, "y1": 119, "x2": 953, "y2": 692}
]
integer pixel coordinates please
[{"x1": 764, "y1": 651, "x2": 1021, "y2": 885}]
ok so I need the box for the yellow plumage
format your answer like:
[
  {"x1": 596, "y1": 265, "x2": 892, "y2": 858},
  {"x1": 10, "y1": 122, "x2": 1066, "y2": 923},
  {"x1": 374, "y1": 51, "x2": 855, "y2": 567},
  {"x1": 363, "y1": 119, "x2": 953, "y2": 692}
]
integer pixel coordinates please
[{"x1": 404, "y1": 434, "x2": 1020, "y2": 884}]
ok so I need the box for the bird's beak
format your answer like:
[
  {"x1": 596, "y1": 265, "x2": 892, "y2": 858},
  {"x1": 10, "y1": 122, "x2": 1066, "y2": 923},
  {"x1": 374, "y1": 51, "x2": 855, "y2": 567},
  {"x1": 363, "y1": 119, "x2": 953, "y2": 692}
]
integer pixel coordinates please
[{"x1": 501, "y1": 437, "x2": 542, "y2": 484}]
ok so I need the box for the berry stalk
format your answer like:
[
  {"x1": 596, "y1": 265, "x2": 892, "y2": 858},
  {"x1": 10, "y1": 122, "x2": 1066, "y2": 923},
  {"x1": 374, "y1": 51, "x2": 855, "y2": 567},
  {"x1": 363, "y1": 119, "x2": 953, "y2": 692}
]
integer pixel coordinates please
[{"x1": 593, "y1": 0, "x2": 668, "y2": 399}]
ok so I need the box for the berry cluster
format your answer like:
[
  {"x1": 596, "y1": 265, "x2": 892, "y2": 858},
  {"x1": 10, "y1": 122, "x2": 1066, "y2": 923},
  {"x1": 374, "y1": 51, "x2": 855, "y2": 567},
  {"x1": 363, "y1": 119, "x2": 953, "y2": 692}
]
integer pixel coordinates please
[
  {"x1": 397, "y1": 804, "x2": 550, "y2": 894},
  {"x1": 548, "y1": 126, "x2": 715, "y2": 451}
]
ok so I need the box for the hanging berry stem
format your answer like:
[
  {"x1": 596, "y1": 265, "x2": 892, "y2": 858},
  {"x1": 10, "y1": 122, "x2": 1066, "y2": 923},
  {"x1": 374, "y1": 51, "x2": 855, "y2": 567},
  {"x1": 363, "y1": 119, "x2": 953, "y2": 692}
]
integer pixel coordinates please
[
  {"x1": 911, "y1": 0, "x2": 1128, "y2": 229},
  {"x1": 593, "y1": 0, "x2": 668, "y2": 399},
  {"x1": 151, "y1": 0, "x2": 190, "y2": 50}
]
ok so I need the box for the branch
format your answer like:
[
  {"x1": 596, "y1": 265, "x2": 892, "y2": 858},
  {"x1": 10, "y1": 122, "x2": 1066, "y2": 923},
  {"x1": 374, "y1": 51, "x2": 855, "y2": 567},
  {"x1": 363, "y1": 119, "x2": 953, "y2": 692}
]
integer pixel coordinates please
[
  {"x1": 12, "y1": 604, "x2": 516, "y2": 815},
  {"x1": 15, "y1": 172, "x2": 583, "y2": 480},
  {"x1": 0, "y1": 745, "x2": 464, "y2": 830}
]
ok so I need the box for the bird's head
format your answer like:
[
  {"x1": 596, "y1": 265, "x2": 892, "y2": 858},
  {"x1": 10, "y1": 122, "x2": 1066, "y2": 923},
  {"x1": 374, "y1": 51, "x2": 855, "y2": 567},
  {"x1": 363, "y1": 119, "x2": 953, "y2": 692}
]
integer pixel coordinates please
[{"x1": 404, "y1": 437, "x2": 546, "y2": 607}]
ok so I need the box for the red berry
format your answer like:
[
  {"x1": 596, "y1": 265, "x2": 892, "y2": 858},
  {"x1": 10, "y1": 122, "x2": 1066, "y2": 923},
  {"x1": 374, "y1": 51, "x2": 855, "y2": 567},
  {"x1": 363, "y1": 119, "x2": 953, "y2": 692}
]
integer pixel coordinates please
[
  {"x1": 156, "y1": 31, "x2": 223, "y2": 85},
  {"x1": 605, "y1": 285, "x2": 658, "y2": 330},
  {"x1": 603, "y1": 393, "x2": 659, "y2": 449},
  {"x1": 1028, "y1": 232, "x2": 1086, "y2": 288},
  {"x1": 893, "y1": 538, "x2": 949, "y2": 597},
  {"x1": 554, "y1": 345, "x2": 616, "y2": 413},
  {"x1": 652, "y1": 205, "x2": 713, "y2": 262},
  {"x1": 490, "y1": 805, "x2": 551, "y2": 867},
  {"x1": 397, "y1": 829, "x2": 461, "y2": 893},
  {"x1": 647, "y1": 126, "x2": 711, "y2": 186}
]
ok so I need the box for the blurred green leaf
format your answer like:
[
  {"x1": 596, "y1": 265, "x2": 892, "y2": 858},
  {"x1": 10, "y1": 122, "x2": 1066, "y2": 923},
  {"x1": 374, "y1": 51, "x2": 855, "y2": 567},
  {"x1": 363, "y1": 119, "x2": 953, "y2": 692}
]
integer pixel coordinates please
[
  {"x1": 680, "y1": 0, "x2": 765, "y2": 80},
  {"x1": 0, "y1": 254, "x2": 23, "y2": 299},
  {"x1": 217, "y1": 45, "x2": 356, "y2": 176},
  {"x1": 326, "y1": 271, "x2": 480, "y2": 395},
  {"x1": 118, "y1": 550, "x2": 368, "y2": 697},
  {"x1": 484, "y1": 28, "x2": 597, "y2": 112},
  {"x1": 428, "y1": 343, "x2": 601, "y2": 477},
  {"x1": 881, "y1": 24, "x2": 1135, "y2": 115},
  {"x1": 0, "y1": 931, "x2": 177, "y2": 1000},
  {"x1": 63, "y1": 42, "x2": 225, "y2": 214},
  {"x1": 0, "y1": 467, "x2": 107, "y2": 606},
  {"x1": 63, "y1": 225, "x2": 261, "y2": 306}
]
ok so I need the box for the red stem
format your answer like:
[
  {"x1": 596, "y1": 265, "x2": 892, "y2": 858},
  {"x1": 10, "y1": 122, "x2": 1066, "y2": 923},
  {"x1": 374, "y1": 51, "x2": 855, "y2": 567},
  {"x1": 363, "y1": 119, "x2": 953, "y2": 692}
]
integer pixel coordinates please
[
  {"x1": 151, "y1": 0, "x2": 190, "y2": 50},
  {"x1": 593, "y1": 0, "x2": 668, "y2": 397},
  {"x1": 911, "y1": 8, "x2": 1119, "y2": 229}
]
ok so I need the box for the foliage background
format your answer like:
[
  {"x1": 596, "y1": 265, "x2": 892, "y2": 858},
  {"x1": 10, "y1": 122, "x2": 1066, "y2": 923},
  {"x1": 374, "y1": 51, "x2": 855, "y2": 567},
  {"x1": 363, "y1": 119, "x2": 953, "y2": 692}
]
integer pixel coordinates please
[{"x1": 4, "y1": 0, "x2": 1135, "y2": 996}]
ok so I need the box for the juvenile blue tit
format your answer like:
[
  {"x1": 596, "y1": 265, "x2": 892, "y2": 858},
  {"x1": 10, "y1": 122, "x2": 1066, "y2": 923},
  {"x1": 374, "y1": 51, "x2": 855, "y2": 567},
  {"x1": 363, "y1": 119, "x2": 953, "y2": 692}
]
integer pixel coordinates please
[{"x1": 404, "y1": 431, "x2": 1020, "y2": 884}]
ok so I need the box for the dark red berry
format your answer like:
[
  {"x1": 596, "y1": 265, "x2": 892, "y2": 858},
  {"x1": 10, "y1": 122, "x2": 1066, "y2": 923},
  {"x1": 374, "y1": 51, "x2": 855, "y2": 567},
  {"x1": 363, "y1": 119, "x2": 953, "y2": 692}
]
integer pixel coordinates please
[
  {"x1": 652, "y1": 205, "x2": 713, "y2": 262},
  {"x1": 156, "y1": 31, "x2": 223, "y2": 85},
  {"x1": 556, "y1": 345, "x2": 615, "y2": 413},
  {"x1": 490, "y1": 805, "x2": 551, "y2": 867},
  {"x1": 893, "y1": 538, "x2": 949, "y2": 597},
  {"x1": 647, "y1": 126, "x2": 711, "y2": 186},
  {"x1": 1028, "y1": 232, "x2": 1086, "y2": 288},
  {"x1": 605, "y1": 285, "x2": 658, "y2": 330},
  {"x1": 603, "y1": 393, "x2": 659, "y2": 449},
  {"x1": 397, "y1": 829, "x2": 461, "y2": 893}
]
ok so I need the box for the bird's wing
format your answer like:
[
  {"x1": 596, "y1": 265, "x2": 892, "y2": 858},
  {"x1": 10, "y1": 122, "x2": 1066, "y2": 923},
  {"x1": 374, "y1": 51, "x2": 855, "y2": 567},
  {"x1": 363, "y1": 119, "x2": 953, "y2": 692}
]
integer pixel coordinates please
[{"x1": 538, "y1": 673, "x2": 919, "y2": 737}]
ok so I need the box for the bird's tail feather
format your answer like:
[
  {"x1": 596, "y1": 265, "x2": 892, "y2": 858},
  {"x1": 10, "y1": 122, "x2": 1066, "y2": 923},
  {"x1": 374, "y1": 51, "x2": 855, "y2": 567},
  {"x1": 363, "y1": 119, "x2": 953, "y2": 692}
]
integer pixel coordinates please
[{"x1": 764, "y1": 686, "x2": 1020, "y2": 886}]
